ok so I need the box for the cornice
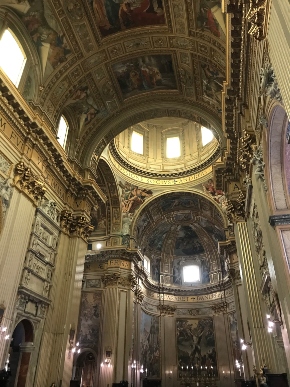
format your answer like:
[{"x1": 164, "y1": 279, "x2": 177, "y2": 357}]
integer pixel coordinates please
[
  {"x1": 108, "y1": 141, "x2": 221, "y2": 180},
  {"x1": 0, "y1": 79, "x2": 106, "y2": 206}
]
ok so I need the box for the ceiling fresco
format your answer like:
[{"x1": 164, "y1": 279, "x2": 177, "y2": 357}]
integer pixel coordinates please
[
  {"x1": 112, "y1": 54, "x2": 176, "y2": 98},
  {"x1": 90, "y1": 0, "x2": 166, "y2": 37},
  {"x1": 134, "y1": 192, "x2": 226, "y2": 256},
  {"x1": 0, "y1": 0, "x2": 227, "y2": 166}
]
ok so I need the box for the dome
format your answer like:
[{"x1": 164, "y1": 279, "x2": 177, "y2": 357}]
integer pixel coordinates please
[{"x1": 109, "y1": 117, "x2": 220, "y2": 181}]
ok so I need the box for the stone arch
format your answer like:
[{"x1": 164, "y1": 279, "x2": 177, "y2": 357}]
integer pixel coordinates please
[
  {"x1": 266, "y1": 104, "x2": 290, "y2": 212},
  {"x1": 73, "y1": 349, "x2": 98, "y2": 386},
  {"x1": 78, "y1": 99, "x2": 224, "y2": 167},
  {"x1": 8, "y1": 318, "x2": 34, "y2": 387},
  {"x1": 131, "y1": 189, "x2": 229, "y2": 238}
]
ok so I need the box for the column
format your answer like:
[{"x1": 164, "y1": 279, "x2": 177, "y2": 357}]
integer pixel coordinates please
[
  {"x1": 99, "y1": 262, "x2": 135, "y2": 387},
  {"x1": 235, "y1": 222, "x2": 276, "y2": 371}
]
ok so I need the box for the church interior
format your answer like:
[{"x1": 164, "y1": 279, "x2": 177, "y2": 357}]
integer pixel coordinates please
[{"x1": 0, "y1": 1, "x2": 290, "y2": 387}]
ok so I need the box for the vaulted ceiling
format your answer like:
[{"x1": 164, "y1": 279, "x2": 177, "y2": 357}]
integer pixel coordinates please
[{"x1": 0, "y1": 0, "x2": 228, "y2": 168}]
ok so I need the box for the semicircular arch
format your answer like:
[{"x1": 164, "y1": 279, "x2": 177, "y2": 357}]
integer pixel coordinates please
[
  {"x1": 131, "y1": 188, "x2": 229, "y2": 240},
  {"x1": 266, "y1": 103, "x2": 290, "y2": 212},
  {"x1": 77, "y1": 98, "x2": 224, "y2": 167}
]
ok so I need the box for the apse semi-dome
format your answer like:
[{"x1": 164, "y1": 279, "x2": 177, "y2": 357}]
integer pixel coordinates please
[
  {"x1": 109, "y1": 117, "x2": 220, "y2": 180},
  {"x1": 133, "y1": 192, "x2": 227, "y2": 289}
]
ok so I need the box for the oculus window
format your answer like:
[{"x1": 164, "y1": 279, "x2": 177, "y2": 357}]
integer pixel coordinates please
[
  {"x1": 0, "y1": 29, "x2": 26, "y2": 87},
  {"x1": 131, "y1": 131, "x2": 143, "y2": 154},
  {"x1": 183, "y1": 265, "x2": 200, "y2": 283},
  {"x1": 57, "y1": 116, "x2": 69, "y2": 148},
  {"x1": 201, "y1": 126, "x2": 214, "y2": 146},
  {"x1": 166, "y1": 136, "x2": 180, "y2": 158}
]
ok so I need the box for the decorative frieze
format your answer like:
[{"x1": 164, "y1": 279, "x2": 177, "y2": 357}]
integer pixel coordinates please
[{"x1": 157, "y1": 304, "x2": 176, "y2": 317}]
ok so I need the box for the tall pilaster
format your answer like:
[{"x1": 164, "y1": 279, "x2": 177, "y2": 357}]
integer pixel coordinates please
[
  {"x1": 99, "y1": 266, "x2": 135, "y2": 387},
  {"x1": 235, "y1": 222, "x2": 276, "y2": 371},
  {"x1": 33, "y1": 211, "x2": 92, "y2": 387}
]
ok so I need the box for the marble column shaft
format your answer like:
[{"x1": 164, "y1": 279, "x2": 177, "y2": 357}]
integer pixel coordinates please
[{"x1": 235, "y1": 222, "x2": 274, "y2": 370}]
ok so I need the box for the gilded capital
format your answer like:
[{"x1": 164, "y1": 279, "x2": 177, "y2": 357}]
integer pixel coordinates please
[{"x1": 14, "y1": 162, "x2": 46, "y2": 204}]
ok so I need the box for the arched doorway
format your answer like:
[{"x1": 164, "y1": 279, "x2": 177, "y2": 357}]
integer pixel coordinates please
[
  {"x1": 72, "y1": 351, "x2": 97, "y2": 387},
  {"x1": 8, "y1": 319, "x2": 34, "y2": 387}
]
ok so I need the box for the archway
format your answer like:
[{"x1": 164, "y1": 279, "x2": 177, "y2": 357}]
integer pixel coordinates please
[
  {"x1": 267, "y1": 104, "x2": 290, "y2": 211},
  {"x1": 72, "y1": 351, "x2": 97, "y2": 387},
  {"x1": 8, "y1": 319, "x2": 34, "y2": 387}
]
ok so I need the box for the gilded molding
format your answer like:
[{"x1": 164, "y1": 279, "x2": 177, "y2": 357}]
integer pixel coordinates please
[
  {"x1": 14, "y1": 162, "x2": 46, "y2": 205},
  {"x1": 246, "y1": 0, "x2": 269, "y2": 41}
]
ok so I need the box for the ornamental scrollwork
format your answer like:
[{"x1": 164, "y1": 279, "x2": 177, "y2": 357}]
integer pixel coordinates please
[
  {"x1": 14, "y1": 162, "x2": 46, "y2": 204},
  {"x1": 246, "y1": 0, "x2": 269, "y2": 41}
]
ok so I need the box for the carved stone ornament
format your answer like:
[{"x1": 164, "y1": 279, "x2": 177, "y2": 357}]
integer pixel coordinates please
[
  {"x1": 60, "y1": 211, "x2": 93, "y2": 240},
  {"x1": 251, "y1": 146, "x2": 267, "y2": 191},
  {"x1": 60, "y1": 210, "x2": 73, "y2": 233},
  {"x1": 157, "y1": 304, "x2": 176, "y2": 317},
  {"x1": 188, "y1": 309, "x2": 200, "y2": 316},
  {"x1": 246, "y1": 0, "x2": 269, "y2": 41},
  {"x1": 14, "y1": 162, "x2": 46, "y2": 204},
  {"x1": 101, "y1": 273, "x2": 120, "y2": 287},
  {"x1": 211, "y1": 301, "x2": 228, "y2": 315},
  {"x1": 260, "y1": 63, "x2": 282, "y2": 102},
  {"x1": 239, "y1": 131, "x2": 255, "y2": 173},
  {"x1": 40, "y1": 199, "x2": 59, "y2": 222}
]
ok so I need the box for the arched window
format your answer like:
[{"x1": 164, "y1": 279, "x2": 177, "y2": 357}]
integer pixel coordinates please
[
  {"x1": 201, "y1": 126, "x2": 214, "y2": 146},
  {"x1": 0, "y1": 29, "x2": 27, "y2": 87},
  {"x1": 57, "y1": 115, "x2": 69, "y2": 148}
]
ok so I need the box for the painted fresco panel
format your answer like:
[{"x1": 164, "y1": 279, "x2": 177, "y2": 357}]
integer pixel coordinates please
[
  {"x1": 91, "y1": 0, "x2": 165, "y2": 37},
  {"x1": 4, "y1": 0, "x2": 71, "y2": 79},
  {"x1": 140, "y1": 311, "x2": 160, "y2": 378},
  {"x1": 78, "y1": 291, "x2": 102, "y2": 349},
  {"x1": 176, "y1": 318, "x2": 217, "y2": 373},
  {"x1": 174, "y1": 226, "x2": 204, "y2": 256},
  {"x1": 112, "y1": 55, "x2": 176, "y2": 98},
  {"x1": 196, "y1": 1, "x2": 226, "y2": 42}
]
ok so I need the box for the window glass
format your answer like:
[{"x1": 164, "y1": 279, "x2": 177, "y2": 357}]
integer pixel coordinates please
[
  {"x1": 201, "y1": 126, "x2": 214, "y2": 146},
  {"x1": 131, "y1": 131, "x2": 143, "y2": 154},
  {"x1": 183, "y1": 265, "x2": 200, "y2": 282},
  {"x1": 0, "y1": 29, "x2": 26, "y2": 87},
  {"x1": 166, "y1": 136, "x2": 180, "y2": 158},
  {"x1": 57, "y1": 116, "x2": 69, "y2": 148},
  {"x1": 144, "y1": 257, "x2": 150, "y2": 273}
]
